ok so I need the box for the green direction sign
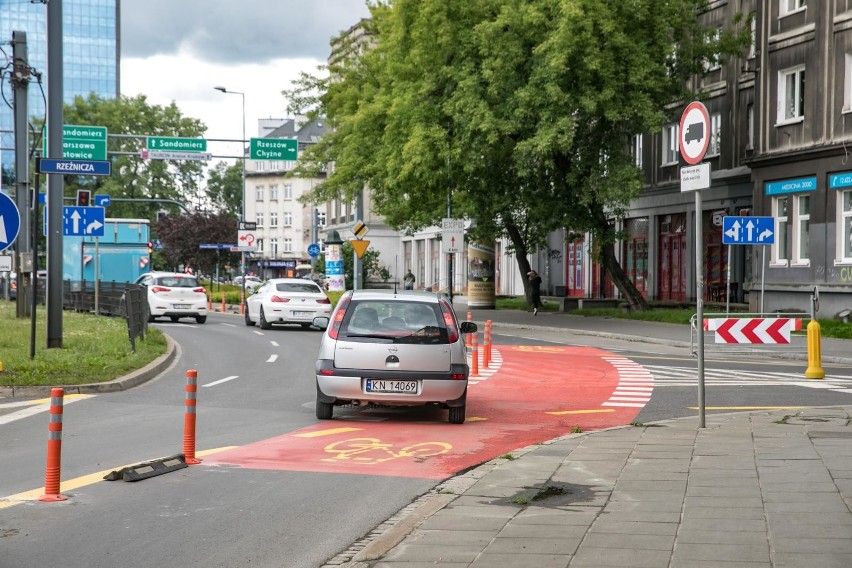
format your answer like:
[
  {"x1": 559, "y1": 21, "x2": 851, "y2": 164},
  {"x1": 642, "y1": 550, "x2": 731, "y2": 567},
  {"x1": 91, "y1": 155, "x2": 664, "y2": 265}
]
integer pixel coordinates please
[
  {"x1": 43, "y1": 125, "x2": 109, "y2": 160},
  {"x1": 147, "y1": 136, "x2": 207, "y2": 152},
  {"x1": 250, "y1": 138, "x2": 298, "y2": 160}
]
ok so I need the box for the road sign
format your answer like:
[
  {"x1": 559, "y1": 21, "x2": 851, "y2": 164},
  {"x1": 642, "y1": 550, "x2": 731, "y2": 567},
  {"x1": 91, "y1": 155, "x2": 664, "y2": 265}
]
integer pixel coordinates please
[
  {"x1": 141, "y1": 150, "x2": 212, "y2": 161},
  {"x1": 680, "y1": 163, "x2": 711, "y2": 192},
  {"x1": 705, "y1": 317, "x2": 801, "y2": 344},
  {"x1": 63, "y1": 206, "x2": 105, "y2": 237},
  {"x1": 250, "y1": 138, "x2": 298, "y2": 160},
  {"x1": 239, "y1": 221, "x2": 257, "y2": 230},
  {"x1": 0, "y1": 255, "x2": 12, "y2": 271},
  {"x1": 352, "y1": 220, "x2": 369, "y2": 239},
  {"x1": 55, "y1": 125, "x2": 108, "y2": 160},
  {"x1": 237, "y1": 230, "x2": 257, "y2": 251},
  {"x1": 94, "y1": 194, "x2": 111, "y2": 207},
  {"x1": 307, "y1": 243, "x2": 321, "y2": 257},
  {"x1": 38, "y1": 158, "x2": 111, "y2": 176},
  {"x1": 722, "y1": 216, "x2": 775, "y2": 245},
  {"x1": 153, "y1": 239, "x2": 164, "y2": 251},
  {"x1": 0, "y1": 192, "x2": 22, "y2": 252},
  {"x1": 199, "y1": 243, "x2": 235, "y2": 250},
  {"x1": 679, "y1": 101, "x2": 711, "y2": 165},
  {"x1": 350, "y1": 239, "x2": 370, "y2": 259},
  {"x1": 147, "y1": 136, "x2": 207, "y2": 152},
  {"x1": 441, "y1": 218, "x2": 465, "y2": 253}
]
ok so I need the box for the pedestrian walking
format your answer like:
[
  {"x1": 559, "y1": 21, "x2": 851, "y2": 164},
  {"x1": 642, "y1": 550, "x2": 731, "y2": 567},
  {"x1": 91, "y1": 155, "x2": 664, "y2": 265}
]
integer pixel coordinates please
[
  {"x1": 528, "y1": 270, "x2": 542, "y2": 315},
  {"x1": 404, "y1": 270, "x2": 416, "y2": 290}
]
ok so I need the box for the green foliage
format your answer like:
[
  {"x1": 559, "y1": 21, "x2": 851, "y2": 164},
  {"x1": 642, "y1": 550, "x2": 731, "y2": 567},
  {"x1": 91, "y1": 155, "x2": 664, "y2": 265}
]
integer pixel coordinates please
[
  {"x1": 0, "y1": 303, "x2": 167, "y2": 386},
  {"x1": 155, "y1": 211, "x2": 239, "y2": 274},
  {"x1": 206, "y1": 160, "x2": 243, "y2": 217}
]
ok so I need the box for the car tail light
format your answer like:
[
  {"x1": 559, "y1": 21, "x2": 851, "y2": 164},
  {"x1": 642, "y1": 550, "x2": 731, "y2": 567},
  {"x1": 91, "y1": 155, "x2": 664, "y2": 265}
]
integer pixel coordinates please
[
  {"x1": 151, "y1": 286, "x2": 170, "y2": 293},
  {"x1": 317, "y1": 297, "x2": 331, "y2": 304},
  {"x1": 439, "y1": 300, "x2": 459, "y2": 343},
  {"x1": 328, "y1": 296, "x2": 351, "y2": 339},
  {"x1": 192, "y1": 287, "x2": 206, "y2": 294},
  {"x1": 270, "y1": 295, "x2": 290, "y2": 303},
  {"x1": 450, "y1": 372, "x2": 465, "y2": 380},
  {"x1": 320, "y1": 369, "x2": 335, "y2": 376}
]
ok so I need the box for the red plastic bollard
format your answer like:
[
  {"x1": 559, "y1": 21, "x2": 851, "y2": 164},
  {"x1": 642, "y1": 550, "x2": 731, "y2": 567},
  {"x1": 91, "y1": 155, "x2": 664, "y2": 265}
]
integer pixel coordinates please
[
  {"x1": 39, "y1": 388, "x2": 68, "y2": 502},
  {"x1": 483, "y1": 320, "x2": 492, "y2": 368},
  {"x1": 183, "y1": 370, "x2": 202, "y2": 465},
  {"x1": 466, "y1": 311, "x2": 473, "y2": 347},
  {"x1": 221, "y1": 293, "x2": 226, "y2": 313},
  {"x1": 470, "y1": 333, "x2": 479, "y2": 377},
  {"x1": 240, "y1": 291, "x2": 245, "y2": 315}
]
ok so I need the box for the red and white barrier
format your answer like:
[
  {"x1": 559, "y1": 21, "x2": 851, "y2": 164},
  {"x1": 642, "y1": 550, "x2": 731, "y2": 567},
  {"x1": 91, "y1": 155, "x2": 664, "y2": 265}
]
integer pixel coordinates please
[{"x1": 703, "y1": 318, "x2": 802, "y2": 344}]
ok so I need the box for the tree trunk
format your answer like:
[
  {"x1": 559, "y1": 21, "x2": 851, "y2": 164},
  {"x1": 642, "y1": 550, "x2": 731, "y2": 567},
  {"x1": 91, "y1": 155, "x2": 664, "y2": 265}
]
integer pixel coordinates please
[
  {"x1": 601, "y1": 242, "x2": 650, "y2": 311},
  {"x1": 504, "y1": 222, "x2": 533, "y2": 304}
]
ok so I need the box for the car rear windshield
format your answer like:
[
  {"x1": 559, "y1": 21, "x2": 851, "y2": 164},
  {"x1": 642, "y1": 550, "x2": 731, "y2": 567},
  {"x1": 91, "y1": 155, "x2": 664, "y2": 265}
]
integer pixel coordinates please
[
  {"x1": 155, "y1": 276, "x2": 199, "y2": 288},
  {"x1": 340, "y1": 300, "x2": 449, "y2": 344},
  {"x1": 275, "y1": 282, "x2": 322, "y2": 294}
]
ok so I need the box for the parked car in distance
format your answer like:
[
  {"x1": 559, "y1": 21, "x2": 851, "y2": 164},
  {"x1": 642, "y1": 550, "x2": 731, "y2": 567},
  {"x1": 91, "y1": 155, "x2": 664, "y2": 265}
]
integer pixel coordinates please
[
  {"x1": 134, "y1": 271, "x2": 209, "y2": 324},
  {"x1": 312, "y1": 290, "x2": 477, "y2": 424},
  {"x1": 233, "y1": 275, "x2": 263, "y2": 292},
  {"x1": 245, "y1": 278, "x2": 332, "y2": 329}
]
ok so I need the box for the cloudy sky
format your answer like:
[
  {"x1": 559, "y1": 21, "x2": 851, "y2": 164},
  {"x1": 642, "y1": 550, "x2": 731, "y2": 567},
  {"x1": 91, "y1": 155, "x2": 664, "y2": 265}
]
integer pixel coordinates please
[{"x1": 120, "y1": 1, "x2": 372, "y2": 147}]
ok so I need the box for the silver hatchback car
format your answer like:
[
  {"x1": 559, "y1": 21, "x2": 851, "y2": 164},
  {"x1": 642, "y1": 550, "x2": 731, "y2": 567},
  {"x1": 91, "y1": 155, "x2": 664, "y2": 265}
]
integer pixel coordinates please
[{"x1": 313, "y1": 290, "x2": 477, "y2": 424}]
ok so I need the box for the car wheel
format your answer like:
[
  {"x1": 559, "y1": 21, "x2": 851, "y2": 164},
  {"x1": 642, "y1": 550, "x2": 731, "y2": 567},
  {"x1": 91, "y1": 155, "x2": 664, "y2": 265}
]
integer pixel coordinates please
[
  {"x1": 316, "y1": 399, "x2": 334, "y2": 420},
  {"x1": 196, "y1": 316, "x2": 207, "y2": 324},
  {"x1": 170, "y1": 316, "x2": 180, "y2": 322},
  {"x1": 448, "y1": 405, "x2": 466, "y2": 424},
  {"x1": 259, "y1": 307, "x2": 272, "y2": 330},
  {"x1": 148, "y1": 314, "x2": 156, "y2": 323},
  {"x1": 244, "y1": 305, "x2": 255, "y2": 327}
]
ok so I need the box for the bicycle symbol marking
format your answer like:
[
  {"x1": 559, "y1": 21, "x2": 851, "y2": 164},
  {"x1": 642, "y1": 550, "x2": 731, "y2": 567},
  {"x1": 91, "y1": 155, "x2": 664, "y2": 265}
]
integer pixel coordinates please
[{"x1": 322, "y1": 437, "x2": 452, "y2": 465}]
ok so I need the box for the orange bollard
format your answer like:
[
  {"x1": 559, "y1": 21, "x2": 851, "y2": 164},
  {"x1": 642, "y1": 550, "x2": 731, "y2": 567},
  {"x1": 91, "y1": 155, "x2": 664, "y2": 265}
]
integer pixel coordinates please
[
  {"x1": 466, "y1": 311, "x2": 473, "y2": 347},
  {"x1": 483, "y1": 320, "x2": 492, "y2": 368},
  {"x1": 221, "y1": 293, "x2": 226, "y2": 313},
  {"x1": 208, "y1": 294, "x2": 212, "y2": 311},
  {"x1": 240, "y1": 291, "x2": 245, "y2": 315},
  {"x1": 39, "y1": 388, "x2": 68, "y2": 502},
  {"x1": 470, "y1": 333, "x2": 479, "y2": 377},
  {"x1": 183, "y1": 370, "x2": 202, "y2": 465}
]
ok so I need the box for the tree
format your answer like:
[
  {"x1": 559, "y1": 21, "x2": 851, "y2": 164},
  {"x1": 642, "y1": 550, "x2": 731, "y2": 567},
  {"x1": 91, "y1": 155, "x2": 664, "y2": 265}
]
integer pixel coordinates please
[
  {"x1": 288, "y1": 0, "x2": 748, "y2": 310},
  {"x1": 314, "y1": 242, "x2": 386, "y2": 290},
  {"x1": 154, "y1": 212, "x2": 239, "y2": 276},
  {"x1": 206, "y1": 160, "x2": 243, "y2": 217},
  {"x1": 62, "y1": 93, "x2": 207, "y2": 220}
]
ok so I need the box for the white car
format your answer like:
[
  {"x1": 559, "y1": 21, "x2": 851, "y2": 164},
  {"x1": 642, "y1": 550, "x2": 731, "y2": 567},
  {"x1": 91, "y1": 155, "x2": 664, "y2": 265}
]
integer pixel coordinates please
[
  {"x1": 234, "y1": 275, "x2": 263, "y2": 292},
  {"x1": 244, "y1": 278, "x2": 332, "y2": 329},
  {"x1": 134, "y1": 271, "x2": 209, "y2": 324}
]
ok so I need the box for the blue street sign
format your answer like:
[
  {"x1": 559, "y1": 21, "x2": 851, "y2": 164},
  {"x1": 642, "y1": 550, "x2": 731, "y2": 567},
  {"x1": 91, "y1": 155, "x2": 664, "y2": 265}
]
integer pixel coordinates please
[
  {"x1": 39, "y1": 192, "x2": 47, "y2": 205},
  {"x1": 94, "y1": 194, "x2": 111, "y2": 207},
  {"x1": 152, "y1": 239, "x2": 163, "y2": 251},
  {"x1": 63, "y1": 206, "x2": 105, "y2": 237},
  {"x1": 0, "y1": 192, "x2": 22, "y2": 251},
  {"x1": 307, "y1": 243, "x2": 321, "y2": 257},
  {"x1": 199, "y1": 243, "x2": 236, "y2": 250},
  {"x1": 38, "y1": 158, "x2": 111, "y2": 176},
  {"x1": 722, "y1": 216, "x2": 775, "y2": 245}
]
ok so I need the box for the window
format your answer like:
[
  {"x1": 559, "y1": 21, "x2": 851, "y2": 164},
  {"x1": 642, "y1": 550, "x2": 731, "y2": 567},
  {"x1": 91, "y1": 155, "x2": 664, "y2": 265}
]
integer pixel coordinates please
[
  {"x1": 632, "y1": 134, "x2": 643, "y2": 168},
  {"x1": 780, "y1": 0, "x2": 806, "y2": 17},
  {"x1": 704, "y1": 29, "x2": 722, "y2": 72},
  {"x1": 256, "y1": 187, "x2": 264, "y2": 201},
  {"x1": 708, "y1": 113, "x2": 721, "y2": 157},
  {"x1": 283, "y1": 184, "x2": 293, "y2": 199},
  {"x1": 269, "y1": 212, "x2": 278, "y2": 228},
  {"x1": 747, "y1": 104, "x2": 755, "y2": 149},
  {"x1": 283, "y1": 238, "x2": 293, "y2": 253},
  {"x1": 772, "y1": 194, "x2": 811, "y2": 267},
  {"x1": 662, "y1": 124, "x2": 678, "y2": 165},
  {"x1": 269, "y1": 185, "x2": 278, "y2": 200},
  {"x1": 796, "y1": 194, "x2": 810, "y2": 263},
  {"x1": 778, "y1": 66, "x2": 805, "y2": 124},
  {"x1": 256, "y1": 238, "x2": 264, "y2": 254},
  {"x1": 772, "y1": 196, "x2": 789, "y2": 265},
  {"x1": 256, "y1": 213, "x2": 264, "y2": 228},
  {"x1": 317, "y1": 210, "x2": 327, "y2": 227},
  {"x1": 270, "y1": 238, "x2": 278, "y2": 256},
  {"x1": 748, "y1": 14, "x2": 756, "y2": 60},
  {"x1": 845, "y1": 54, "x2": 852, "y2": 113},
  {"x1": 839, "y1": 189, "x2": 852, "y2": 262},
  {"x1": 283, "y1": 211, "x2": 293, "y2": 226}
]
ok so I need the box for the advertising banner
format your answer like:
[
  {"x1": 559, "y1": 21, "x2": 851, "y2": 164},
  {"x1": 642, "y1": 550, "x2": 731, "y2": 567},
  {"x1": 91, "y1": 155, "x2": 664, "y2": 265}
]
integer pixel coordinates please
[{"x1": 467, "y1": 241, "x2": 495, "y2": 309}]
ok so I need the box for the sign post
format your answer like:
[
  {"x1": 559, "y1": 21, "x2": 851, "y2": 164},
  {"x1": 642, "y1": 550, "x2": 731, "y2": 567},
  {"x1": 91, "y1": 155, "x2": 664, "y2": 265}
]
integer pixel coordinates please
[{"x1": 679, "y1": 101, "x2": 711, "y2": 429}]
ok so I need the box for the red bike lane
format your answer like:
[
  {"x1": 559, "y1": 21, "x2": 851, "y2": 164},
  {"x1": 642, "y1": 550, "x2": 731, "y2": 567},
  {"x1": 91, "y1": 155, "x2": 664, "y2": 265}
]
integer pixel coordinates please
[{"x1": 205, "y1": 345, "x2": 651, "y2": 479}]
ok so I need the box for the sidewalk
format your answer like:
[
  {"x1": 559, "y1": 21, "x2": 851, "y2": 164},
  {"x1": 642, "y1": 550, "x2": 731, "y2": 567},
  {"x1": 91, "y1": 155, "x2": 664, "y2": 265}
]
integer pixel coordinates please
[{"x1": 324, "y1": 300, "x2": 852, "y2": 567}]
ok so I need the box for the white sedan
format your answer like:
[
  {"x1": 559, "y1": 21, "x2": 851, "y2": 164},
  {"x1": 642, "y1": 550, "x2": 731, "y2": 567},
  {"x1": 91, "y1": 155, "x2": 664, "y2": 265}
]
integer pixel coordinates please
[
  {"x1": 244, "y1": 278, "x2": 332, "y2": 330},
  {"x1": 135, "y1": 271, "x2": 209, "y2": 324}
]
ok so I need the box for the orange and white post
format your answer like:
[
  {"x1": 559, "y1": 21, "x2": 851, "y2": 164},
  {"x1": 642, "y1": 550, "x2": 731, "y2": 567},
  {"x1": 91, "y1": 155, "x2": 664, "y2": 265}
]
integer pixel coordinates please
[
  {"x1": 483, "y1": 320, "x2": 493, "y2": 368},
  {"x1": 221, "y1": 292, "x2": 226, "y2": 313},
  {"x1": 466, "y1": 312, "x2": 473, "y2": 347},
  {"x1": 183, "y1": 370, "x2": 202, "y2": 465},
  {"x1": 470, "y1": 333, "x2": 480, "y2": 378},
  {"x1": 39, "y1": 388, "x2": 68, "y2": 502}
]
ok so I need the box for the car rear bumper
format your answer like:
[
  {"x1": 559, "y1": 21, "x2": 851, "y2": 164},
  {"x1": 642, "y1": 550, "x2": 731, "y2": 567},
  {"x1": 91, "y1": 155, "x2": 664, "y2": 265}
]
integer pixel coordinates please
[
  {"x1": 316, "y1": 374, "x2": 468, "y2": 406},
  {"x1": 151, "y1": 301, "x2": 208, "y2": 317}
]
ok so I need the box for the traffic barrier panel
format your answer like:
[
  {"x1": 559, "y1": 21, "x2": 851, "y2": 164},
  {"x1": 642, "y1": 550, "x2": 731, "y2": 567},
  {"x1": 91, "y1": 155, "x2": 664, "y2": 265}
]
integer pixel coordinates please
[
  {"x1": 39, "y1": 388, "x2": 68, "y2": 502},
  {"x1": 470, "y1": 333, "x2": 479, "y2": 377},
  {"x1": 183, "y1": 370, "x2": 201, "y2": 465}
]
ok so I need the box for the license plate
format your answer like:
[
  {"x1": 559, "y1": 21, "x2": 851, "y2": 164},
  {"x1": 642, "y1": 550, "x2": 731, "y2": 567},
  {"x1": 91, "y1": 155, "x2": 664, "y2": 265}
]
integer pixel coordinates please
[
  {"x1": 173, "y1": 304, "x2": 191, "y2": 309},
  {"x1": 292, "y1": 311, "x2": 312, "y2": 317},
  {"x1": 365, "y1": 379, "x2": 418, "y2": 394}
]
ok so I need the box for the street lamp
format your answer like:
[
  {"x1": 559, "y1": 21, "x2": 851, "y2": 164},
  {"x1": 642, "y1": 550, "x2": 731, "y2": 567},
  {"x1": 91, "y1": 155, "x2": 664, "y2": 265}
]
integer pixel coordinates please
[{"x1": 214, "y1": 86, "x2": 247, "y2": 302}]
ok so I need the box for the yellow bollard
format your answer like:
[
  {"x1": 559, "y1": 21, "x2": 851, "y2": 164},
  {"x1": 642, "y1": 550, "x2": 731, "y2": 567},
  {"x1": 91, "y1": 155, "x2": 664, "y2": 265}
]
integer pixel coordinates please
[{"x1": 805, "y1": 319, "x2": 825, "y2": 379}]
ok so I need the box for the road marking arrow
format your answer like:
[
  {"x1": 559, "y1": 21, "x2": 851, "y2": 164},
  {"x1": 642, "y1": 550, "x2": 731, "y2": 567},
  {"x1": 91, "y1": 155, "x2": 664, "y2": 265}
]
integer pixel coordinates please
[
  {"x1": 724, "y1": 220, "x2": 740, "y2": 242},
  {"x1": 746, "y1": 220, "x2": 755, "y2": 242},
  {"x1": 0, "y1": 214, "x2": 7, "y2": 243},
  {"x1": 86, "y1": 219, "x2": 103, "y2": 234},
  {"x1": 758, "y1": 229, "x2": 773, "y2": 241},
  {"x1": 70, "y1": 210, "x2": 81, "y2": 234}
]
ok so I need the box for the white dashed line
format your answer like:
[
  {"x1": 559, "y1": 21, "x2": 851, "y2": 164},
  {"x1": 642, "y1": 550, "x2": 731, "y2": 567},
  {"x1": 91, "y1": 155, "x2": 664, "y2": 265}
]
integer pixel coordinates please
[
  {"x1": 602, "y1": 356, "x2": 654, "y2": 408},
  {"x1": 267, "y1": 354, "x2": 279, "y2": 363},
  {"x1": 270, "y1": 341, "x2": 280, "y2": 347},
  {"x1": 202, "y1": 375, "x2": 239, "y2": 387}
]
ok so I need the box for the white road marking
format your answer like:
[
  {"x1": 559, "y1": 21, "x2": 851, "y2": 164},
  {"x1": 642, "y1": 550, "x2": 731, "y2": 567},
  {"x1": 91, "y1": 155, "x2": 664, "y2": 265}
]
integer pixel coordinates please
[
  {"x1": 0, "y1": 395, "x2": 94, "y2": 425},
  {"x1": 221, "y1": 323, "x2": 236, "y2": 327},
  {"x1": 253, "y1": 331, "x2": 264, "y2": 336},
  {"x1": 202, "y1": 375, "x2": 239, "y2": 387},
  {"x1": 267, "y1": 354, "x2": 279, "y2": 363},
  {"x1": 270, "y1": 341, "x2": 280, "y2": 347}
]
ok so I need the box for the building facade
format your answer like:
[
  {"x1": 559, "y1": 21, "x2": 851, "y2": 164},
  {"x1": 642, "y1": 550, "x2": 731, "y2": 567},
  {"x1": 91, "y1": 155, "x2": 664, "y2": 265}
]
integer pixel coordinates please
[{"x1": 0, "y1": 0, "x2": 120, "y2": 188}]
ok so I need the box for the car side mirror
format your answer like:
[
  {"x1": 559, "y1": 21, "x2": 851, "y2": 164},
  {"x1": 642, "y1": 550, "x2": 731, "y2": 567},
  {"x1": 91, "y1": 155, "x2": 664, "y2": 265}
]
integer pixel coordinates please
[
  {"x1": 459, "y1": 321, "x2": 477, "y2": 334},
  {"x1": 312, "y1": 316, "x2": 330, "y2": 330}
]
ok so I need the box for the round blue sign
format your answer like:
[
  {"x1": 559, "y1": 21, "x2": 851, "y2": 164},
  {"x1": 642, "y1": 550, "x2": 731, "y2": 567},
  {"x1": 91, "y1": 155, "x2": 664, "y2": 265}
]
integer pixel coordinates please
[
  {"x1": 0, "y1": 192, "x2": 22, "y2": 252},
  {"x1": 307, "y1": 243, "x2": 321, "y2": 257}
]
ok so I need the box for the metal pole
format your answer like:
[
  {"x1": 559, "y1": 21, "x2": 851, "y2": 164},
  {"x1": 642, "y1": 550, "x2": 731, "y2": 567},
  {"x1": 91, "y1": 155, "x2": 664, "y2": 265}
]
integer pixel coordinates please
[
  {"x1": 94, "y1": 237, "x2": 100, "y2": 315},
  {"x1": 240, "y1": 92, "x2": 246, "y2": 303},
  {"x1": 12, "y1": 31, "x2": 31, "y2": 318},
  {"x1": 30, "y1": 172, "x2": 40, "y2": 359},
  {"x1": 760, "y1": 246, "x2": 766, "y2": 316},
  {"x1": 46, "y1": 0, "x2": 64, "y2": 348},
  {"x1": 725, "y1": 243, "x2": 731, "y2": 315},
  {"x1": 354, "y1": 191, "x2": 363, "y2": 290},
  {"x1": 695, "y1": 190, "x2": 705, "y2": 428}
]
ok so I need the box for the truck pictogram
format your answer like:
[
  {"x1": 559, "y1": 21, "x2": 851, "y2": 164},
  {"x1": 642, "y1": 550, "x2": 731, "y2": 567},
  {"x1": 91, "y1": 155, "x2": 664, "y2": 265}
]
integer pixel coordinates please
[{"x1": 684, "y1": 122, "x2": 704, "y2": 144}]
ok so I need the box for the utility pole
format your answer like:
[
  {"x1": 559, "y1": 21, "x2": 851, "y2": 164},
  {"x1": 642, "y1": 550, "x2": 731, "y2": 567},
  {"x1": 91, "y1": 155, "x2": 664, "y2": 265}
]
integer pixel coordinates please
[
  {"x1": 46, "y1": 0, "x2": 64, "y2": 348},
  {"x1": 11, "y1": 31, "x2": 32, "y2": 318}
]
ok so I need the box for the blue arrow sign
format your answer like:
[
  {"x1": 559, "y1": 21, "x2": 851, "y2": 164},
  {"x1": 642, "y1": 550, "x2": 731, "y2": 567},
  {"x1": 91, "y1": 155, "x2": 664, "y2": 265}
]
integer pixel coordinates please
[
  {"x1": 63, "y1": 206, "x2": 105, "y2": 237},
  {"x1": 722, "y1": 216, "x2": 775, "y2": 245},
  {"x1": 307, "y1": 243, "x2": 321, "y2": 257},
  {"x1": 94, "y1": 194, "x2": 111, "y2": 207},
  {"x1": 39, "y1": 158, "x2": 111, "y2": 176},
  {"x1": 0, "y1": 192, "x2": 22, "y2": 251}
]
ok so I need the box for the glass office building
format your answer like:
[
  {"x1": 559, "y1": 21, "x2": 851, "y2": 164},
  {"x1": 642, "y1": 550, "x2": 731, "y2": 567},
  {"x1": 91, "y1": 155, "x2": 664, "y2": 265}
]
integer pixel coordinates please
[{"x1": 0, "y1": 0, "x2": 119, "y2": 188}]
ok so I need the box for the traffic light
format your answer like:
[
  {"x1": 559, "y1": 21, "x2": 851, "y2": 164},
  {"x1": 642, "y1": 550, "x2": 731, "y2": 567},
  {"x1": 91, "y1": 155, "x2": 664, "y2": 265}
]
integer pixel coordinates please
[
  {"x1": 147, "y1": 241, "x2": 154, "y2": 254},
  {"x1": 76, "y1": 189, "x2": 91, "y2": 207}
]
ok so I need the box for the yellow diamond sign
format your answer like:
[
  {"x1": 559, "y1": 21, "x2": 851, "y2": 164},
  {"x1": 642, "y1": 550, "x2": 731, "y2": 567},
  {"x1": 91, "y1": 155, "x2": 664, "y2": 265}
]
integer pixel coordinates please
[{"x1": 350, "y1": 239, "x2": 370, "y2": 259}]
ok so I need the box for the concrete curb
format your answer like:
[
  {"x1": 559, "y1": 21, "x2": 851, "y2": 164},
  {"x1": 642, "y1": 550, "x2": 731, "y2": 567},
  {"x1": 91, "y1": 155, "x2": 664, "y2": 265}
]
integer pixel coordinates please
[{"x1": 0, "y1": 333, "x2": 177, "y2": 398}]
